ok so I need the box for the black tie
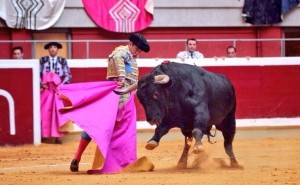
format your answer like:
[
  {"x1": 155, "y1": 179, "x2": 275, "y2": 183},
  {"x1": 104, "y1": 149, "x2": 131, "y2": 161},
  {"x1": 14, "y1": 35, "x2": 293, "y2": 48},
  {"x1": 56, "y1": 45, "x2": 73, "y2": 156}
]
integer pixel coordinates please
[
  {"x1": 52, "y1": 58, "x2": 55, "y2": 71},
  {"x1": 191, "y1": 52, "x2": 193, "y2": 59}
]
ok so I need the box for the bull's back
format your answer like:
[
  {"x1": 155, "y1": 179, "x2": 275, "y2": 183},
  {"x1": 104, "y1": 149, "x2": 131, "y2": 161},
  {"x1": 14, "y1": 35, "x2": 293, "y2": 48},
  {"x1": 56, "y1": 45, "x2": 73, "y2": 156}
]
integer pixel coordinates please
[
  {"x1": 171, "y1": 63, "x2": 236, "y2": 124},
  {"x1": 155, "y1": 62, "x2": 236, "y2": 119}
]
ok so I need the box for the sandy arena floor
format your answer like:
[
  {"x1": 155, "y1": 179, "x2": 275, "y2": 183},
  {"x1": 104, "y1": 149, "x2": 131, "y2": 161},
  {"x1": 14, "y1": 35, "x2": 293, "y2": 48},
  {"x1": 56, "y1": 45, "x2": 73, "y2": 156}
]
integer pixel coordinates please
[{"x1": 0, "y1": 128, "x2": 299, "y2": 185}]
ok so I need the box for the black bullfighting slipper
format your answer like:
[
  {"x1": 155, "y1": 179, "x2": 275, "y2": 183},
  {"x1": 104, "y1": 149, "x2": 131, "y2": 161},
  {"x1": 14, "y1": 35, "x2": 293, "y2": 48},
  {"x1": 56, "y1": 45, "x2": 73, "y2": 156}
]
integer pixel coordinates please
[
  {"x1": 54, "y1": 138, "x2": 63, "y2": 144},
  {"x1": 70, "y1": 159, "x2": 79, "y2": 172}
]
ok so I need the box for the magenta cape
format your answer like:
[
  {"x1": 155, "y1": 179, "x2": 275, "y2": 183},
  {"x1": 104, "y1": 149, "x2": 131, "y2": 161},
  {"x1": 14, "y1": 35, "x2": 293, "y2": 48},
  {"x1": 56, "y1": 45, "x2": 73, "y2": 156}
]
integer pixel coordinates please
[
  {"x1": 56, "y1": 81, "x2": 138, "y2": 174},
  {"x1": 82, "y1": 0, "x2": 153, "y2": 33},
  {"x1": 41, "y1": 72, "x2": 66, "y2": 138}
]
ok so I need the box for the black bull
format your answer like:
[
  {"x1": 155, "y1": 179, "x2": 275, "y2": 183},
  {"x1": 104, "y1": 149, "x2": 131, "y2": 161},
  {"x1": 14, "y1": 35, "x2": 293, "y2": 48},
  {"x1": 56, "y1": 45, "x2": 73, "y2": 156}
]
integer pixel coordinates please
[{"x1": 116, "y1": 62, "x2": 239, "y2": 168}]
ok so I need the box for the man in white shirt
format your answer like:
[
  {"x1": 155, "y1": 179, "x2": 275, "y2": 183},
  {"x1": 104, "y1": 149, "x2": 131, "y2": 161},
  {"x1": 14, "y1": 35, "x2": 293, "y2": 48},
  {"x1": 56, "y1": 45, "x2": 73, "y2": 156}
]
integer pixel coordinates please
[{"x1": 176, "y1": 38, "x2": 204, "y2": 62}]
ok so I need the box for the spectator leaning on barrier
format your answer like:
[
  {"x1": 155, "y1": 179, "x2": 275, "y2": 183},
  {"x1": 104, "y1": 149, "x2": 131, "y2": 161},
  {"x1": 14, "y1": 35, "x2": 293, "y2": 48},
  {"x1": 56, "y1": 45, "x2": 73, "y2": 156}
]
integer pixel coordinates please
[
  {"x1": 176, "y1": 38, "x2": 204, "y2": 62},
  {"x1": 12, "y1": 46, "x2": 24, "y2": 59},
  {"x1": 227, "y1": 45, "x2": 237, "y2": 58}
]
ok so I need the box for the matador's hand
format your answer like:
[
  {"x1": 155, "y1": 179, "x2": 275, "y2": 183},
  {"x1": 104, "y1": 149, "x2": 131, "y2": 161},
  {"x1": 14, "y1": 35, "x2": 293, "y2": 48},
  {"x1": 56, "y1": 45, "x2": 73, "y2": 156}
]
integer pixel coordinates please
[
  {"x1": 117, "y1": 81, "x2": 125, "y2": 88},
  {"x1": 40, "y1": 84, "x2": 48, "y2": 91}
]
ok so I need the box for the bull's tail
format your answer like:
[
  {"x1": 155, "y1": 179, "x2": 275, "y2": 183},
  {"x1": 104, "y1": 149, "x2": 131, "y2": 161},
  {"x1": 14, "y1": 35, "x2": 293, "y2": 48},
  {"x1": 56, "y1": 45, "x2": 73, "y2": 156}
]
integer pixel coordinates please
[{"x1": 206, "y1": 127, "x2": 217, "y2": 144}]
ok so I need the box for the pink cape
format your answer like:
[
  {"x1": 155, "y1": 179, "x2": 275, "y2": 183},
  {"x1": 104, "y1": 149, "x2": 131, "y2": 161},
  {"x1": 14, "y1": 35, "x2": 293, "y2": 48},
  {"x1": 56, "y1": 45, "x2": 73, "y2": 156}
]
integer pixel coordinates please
[
  {"x1": 82, "y1": 0, "x2": 153, "y2": 33},
  {"x1": 56, "y1": 81, "x2": 138, "y2": 174},
  {"x1": 40, "y1": 72, "x2": 65, "y2": 138}
]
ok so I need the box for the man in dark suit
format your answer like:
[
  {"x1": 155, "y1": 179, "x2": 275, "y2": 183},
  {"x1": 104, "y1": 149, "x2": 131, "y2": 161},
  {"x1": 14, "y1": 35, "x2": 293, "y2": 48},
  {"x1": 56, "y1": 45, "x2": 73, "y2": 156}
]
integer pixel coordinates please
[{"x1": 40, "y1": 41, "x2": 72, "y2": 144}]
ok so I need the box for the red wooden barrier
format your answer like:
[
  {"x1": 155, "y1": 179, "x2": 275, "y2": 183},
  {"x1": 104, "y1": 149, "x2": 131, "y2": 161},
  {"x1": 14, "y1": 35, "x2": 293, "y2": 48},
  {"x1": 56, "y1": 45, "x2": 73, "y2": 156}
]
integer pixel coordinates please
[{"x1": 1, "y1": 58, "x2": 299, "y2": 145}]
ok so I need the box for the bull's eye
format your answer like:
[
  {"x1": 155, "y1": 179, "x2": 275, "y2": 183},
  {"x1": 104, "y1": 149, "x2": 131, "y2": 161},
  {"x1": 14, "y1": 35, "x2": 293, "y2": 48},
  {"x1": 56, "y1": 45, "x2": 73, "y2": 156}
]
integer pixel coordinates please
[{"x1": 153, "y1": 91, "x2": 159, "y2": 100}]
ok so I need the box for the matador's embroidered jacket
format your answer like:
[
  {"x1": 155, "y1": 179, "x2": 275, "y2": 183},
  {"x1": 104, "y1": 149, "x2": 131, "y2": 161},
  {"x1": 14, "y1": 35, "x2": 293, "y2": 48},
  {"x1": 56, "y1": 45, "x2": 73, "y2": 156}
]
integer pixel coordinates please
[{"x1": 106, "y1": 45, "x2": 138, "y2": 107}]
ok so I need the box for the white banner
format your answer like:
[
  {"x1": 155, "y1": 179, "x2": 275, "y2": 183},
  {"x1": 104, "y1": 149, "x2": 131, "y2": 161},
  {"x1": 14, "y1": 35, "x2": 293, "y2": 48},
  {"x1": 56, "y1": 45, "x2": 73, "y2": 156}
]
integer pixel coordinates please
[{"x1": 0, "y1": 0, "x2": 66, "y2": 30}]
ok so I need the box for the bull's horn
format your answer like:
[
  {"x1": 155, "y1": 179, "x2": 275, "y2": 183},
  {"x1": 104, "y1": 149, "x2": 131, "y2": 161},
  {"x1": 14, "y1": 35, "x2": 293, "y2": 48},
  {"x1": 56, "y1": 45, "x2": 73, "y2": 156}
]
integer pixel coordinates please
[
  {"x1": 154, "y1": 74, "x2": 170, "y2": 84},
  {"x1": 113, "y1": 82, "x2": 138, "y2": 95}
]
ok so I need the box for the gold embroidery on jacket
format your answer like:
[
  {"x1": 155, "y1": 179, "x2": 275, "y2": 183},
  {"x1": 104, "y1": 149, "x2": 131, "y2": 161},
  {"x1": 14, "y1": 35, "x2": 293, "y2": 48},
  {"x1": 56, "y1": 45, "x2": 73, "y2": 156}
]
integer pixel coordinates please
[{"x1": 106, "y1": 45, "x2": 139, "y2": 107}]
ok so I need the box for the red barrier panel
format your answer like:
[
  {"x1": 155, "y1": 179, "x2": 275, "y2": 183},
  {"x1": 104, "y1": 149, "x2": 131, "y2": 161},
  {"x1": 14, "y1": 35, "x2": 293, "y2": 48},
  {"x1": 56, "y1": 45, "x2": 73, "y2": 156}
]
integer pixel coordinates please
[
  {"x1": 205, "y1": 66, "x2": 300, "y2": 119},
  {"x1": 0, "y1": 60, "x2": 40, "y2": 146},
  {"x1": 0, "y1": 69, "x2": 33, "y2": 145}
]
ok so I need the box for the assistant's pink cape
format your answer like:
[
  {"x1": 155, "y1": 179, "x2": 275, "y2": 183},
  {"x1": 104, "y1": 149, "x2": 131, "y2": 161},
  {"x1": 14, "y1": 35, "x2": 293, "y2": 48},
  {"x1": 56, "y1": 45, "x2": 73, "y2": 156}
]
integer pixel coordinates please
[
  {"x1": 56, "y1": 80, "x2": 138, "y2": 174},
  {"x1": 41, "y1": 72, "x2": 65, "y2": 138},
  {"x1": 82, "y1": 0, "x2": 154, "y2": 33}
]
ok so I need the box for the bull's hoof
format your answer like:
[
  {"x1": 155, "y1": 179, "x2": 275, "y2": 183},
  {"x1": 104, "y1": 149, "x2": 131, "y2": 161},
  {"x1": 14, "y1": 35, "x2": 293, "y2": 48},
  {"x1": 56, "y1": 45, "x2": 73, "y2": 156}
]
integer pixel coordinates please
[
  {"x1": 192, "y1": 145, "x2": 205, "y2": 154},
  {"x1": 231, "y1": 163, "x2": 242, "y2": 169},
  {"x1": 145, "y1": 140, "x2": 159, "y2": 150},
  {"x1": 176, "y1": 161, "x2": 187, "y2": 169},
  {"x1": 230, "y1": 160, "x2": 242, "y2": 169}
]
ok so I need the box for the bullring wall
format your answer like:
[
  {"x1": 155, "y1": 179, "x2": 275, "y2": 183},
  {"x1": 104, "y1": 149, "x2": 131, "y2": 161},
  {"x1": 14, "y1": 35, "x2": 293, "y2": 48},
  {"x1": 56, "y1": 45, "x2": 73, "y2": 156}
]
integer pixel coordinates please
[{"x1": 1, "y1": 57, "x2": 300, "y2": 145}]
